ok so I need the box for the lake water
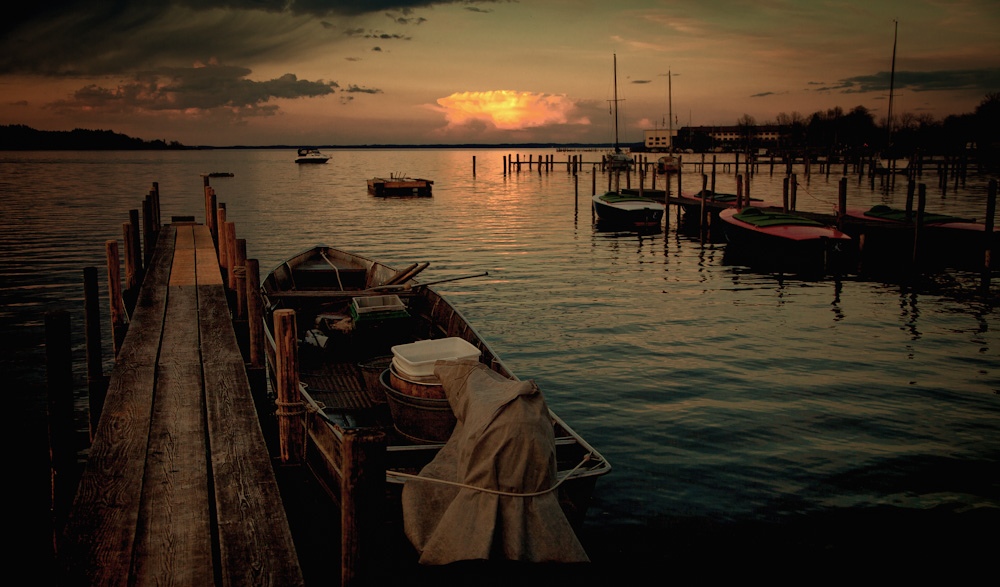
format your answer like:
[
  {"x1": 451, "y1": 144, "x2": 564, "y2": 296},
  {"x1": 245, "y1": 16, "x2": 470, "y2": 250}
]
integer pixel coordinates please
[{"x1": 2, "y1": 148, "x2": 997, "y2": 581}]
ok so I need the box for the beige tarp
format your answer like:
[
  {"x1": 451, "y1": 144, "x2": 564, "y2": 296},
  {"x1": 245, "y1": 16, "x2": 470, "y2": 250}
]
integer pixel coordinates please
[{"x1": 401, "y1": 359, "x2": 590, "y2": 565}]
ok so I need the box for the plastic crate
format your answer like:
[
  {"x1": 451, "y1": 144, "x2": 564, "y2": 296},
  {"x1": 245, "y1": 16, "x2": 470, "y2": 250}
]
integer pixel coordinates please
[{"x1": 390, "y1": 337, "x2": 481, "y2": 378}]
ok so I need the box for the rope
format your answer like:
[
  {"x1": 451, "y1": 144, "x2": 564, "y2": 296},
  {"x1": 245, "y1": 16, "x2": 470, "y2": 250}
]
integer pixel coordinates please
[
  {"x1": 274, "y1": 399, "x2": 307, "y2": 417},
  {"x1": 385, "y1": 453, "x2": 594, "y2": 498},
  {"x1": 320, "y1": 252, "x2": 345, "y2": 291}
]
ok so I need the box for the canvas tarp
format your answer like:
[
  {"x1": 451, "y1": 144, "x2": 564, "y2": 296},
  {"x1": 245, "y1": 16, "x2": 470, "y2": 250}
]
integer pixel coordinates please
[{"x1": 401, "y1": 359, "x2": 589, "y2": 565}]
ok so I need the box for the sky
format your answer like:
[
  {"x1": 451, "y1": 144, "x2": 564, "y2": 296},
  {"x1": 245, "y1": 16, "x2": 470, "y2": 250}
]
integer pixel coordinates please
[{"x1": 1, "y1": 0, "x2": 998, "y2": 146}]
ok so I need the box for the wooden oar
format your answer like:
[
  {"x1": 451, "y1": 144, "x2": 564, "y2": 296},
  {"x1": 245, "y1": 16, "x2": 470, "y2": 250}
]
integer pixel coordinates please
[
  {"x1": 385, "y1": 263, "x2": 418, "y2": 285},
  {"x1": 388, "y1": 262, "x2": 429, "y2": 285},
  {"x1": 375, "y1": 271, "x2": 489, "y2": 291}
]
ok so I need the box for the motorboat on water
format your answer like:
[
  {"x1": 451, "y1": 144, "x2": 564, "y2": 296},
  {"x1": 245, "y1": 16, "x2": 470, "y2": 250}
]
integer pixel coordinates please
[{"x1": 295, "y1": 148, "x2": 331, "y2": 164}]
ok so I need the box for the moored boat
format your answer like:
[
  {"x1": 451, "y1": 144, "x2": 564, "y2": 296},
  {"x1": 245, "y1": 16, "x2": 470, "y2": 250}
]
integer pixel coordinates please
[
  {"x1": 720, "y1": 207, "x2": 854, "y2": 271},
  {"x1": 592, "y1": 191, "x2": 664, "y2": 229},
  {"x1": 260, "y1": 246, "x2": 610, "y2": 562},
  {"x1": 295, "y1": 148, "x2": 331, "y2": 163},
  {"x1": 367, "y1": 174, "x2": 433, "y2": 197}
]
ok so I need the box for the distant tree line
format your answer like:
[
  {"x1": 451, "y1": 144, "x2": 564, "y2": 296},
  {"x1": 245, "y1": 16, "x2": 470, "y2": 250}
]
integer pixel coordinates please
[
  {"x1": 0, "y1": 125, "x2": 186, "y2": 150},
  {"x1": 675, "y1": 93, "x2": 1000, "y2": 160}
]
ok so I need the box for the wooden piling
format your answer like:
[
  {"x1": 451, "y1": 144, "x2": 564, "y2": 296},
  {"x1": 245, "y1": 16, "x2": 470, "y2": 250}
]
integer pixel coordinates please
[
  {"x1": 123, "y1": 222, "x2": 139, "y2": 293},
  {"x1": 782, "y1": 177, "x2": 789, "y2": 213},
  {"x1": 128, "y1": 209, "x2": 142, "y2": 275},
  {"x1": 339, "y1": 429, "x2": 386, "y2": 587},
  {"x1": 472, "y1": 155, "x2": 476, "y2": 176},
  {"x1": 106, "y1": 240, "x2": 126, "y2": 355},
  {"x1": 234, "y1": 239, "x2": 248, "y2": 320},
  {"x1": 837, "y1": 178, "x2": 847, "y2": 231},
  {"x1": 985, "y1": 179, "x2": 996, "y2": 274},
  {"x1": 246, "y1": 259, "x2": 265, "y2": 370},
  {"x1": 46, "y1": 309, "x2": 76, "y2": 542},
  {"x1": 225, "y1": 222, "x2": 237, "y2": 291},
  {"x1": 913, "y1": 183, "x2": 927, "y2": 266},
  {"x1": 216, "y1": 206, "x2": 228, "y2": 284},
  {"x1": 790, "y1": 174, "x2": 798, "y2": 211},
  {"x1": 699, "y1": 174, "x2": 708, "y2": 229},
  {"x1": 82, "y1": 267, "x2": 106, "y2": 441},
  {"x1": 274, "y1": 309, "x2": 304, "y2": 464}
]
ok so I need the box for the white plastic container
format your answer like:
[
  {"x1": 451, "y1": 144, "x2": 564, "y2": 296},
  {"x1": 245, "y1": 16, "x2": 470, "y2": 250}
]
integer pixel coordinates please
[{"x1": 390, "y1": 337, "x2": 481, "y2": 378}]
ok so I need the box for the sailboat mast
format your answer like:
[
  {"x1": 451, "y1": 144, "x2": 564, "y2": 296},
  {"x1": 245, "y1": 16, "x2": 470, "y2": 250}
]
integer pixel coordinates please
[
  {"x1": 613, "y1": 54, "x2": 620, "y2": 151},
  {"x1": 668, "y1": 69, "x2": 673, "y2": 153},
  {"x1": 887, "y1": 20, "x2": 897, "y2": 150}
]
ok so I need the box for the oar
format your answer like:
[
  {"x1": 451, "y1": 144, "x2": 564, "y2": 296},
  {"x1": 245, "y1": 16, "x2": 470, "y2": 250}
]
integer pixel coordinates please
[
  {"x1": 388, "y1": 262, "x2": 429, "y2": 285},
  {"x1": 385, "y1": 263, "x2": 418, "y2": 285},
  {"x1": 377, "y1": 271, "x2": 489, "y2": 291}
]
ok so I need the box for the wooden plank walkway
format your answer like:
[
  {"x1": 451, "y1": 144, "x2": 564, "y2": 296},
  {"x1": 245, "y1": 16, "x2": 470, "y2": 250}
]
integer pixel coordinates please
[{"x1": 59, "y1": 222, "x2": 304, "y2": 586}]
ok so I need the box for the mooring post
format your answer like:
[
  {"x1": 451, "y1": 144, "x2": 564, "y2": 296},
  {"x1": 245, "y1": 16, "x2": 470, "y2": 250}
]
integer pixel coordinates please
[
  {"x1": 123, "y1": 221, "x2": 138, "y2": 293},
  {"x1": 46, "y1": 309, "x2": 75, "y2": 541},
  {"x1": 246, "y1": 259, "x2": 264, "y2": 370},
  {"x1": 205, "y1": 186, "x2": 217, "y2": 244},
  {"x1": 472, "y1": 155, "x2": 476, "y2": 177},
  {"x1": 274, "y1": 309, "x2": 304, "y2": 464},
  {"x1": 837, "y1": 177, "x2": 848, "y2": 231},
  {"x1": 128, "y1": 208, "x2": 143, "y2": 276},
  {"x1": 913, "y1": 183, "x2": 927, "y2": 267},
  {"x1": 105, "y1": 240, "x2": 126, "y2": 355},
  {"x1": 234, "y1": 239, "x2": 248, "y2": 320},
  {"x1": 83, "y1": 267, "x2": 105, "y2": 441},
  {"x1": 592, "y1": 166, "x2": 596, "y2": 195},
  {"x1": 736, "y1": 174, "x2": 743, "y2": 208},
  {"x1": 216, "y1": 206, "x2": 228, "y2": 284},
  {"x1": 790, "y1": 174, "x2": 798, "y2": 211},
  {"x1": 225, "y1": 221, "x2": 237, "y2": 292},
  {"x1": 782, "y1": 177, "x2": 790, "y2": 213},
  {"x1": 905, "y1": 180, "x2": 915, "y2": 222},
  {"x1": 340, "y1": 428, "x2": 387, "y2": 587},
  {"x1": 984, "y1": 179, "x2": 996, "y2": 276},
  {"x1": 699, "y1": 174, "x2": 708, "y2": 229}
]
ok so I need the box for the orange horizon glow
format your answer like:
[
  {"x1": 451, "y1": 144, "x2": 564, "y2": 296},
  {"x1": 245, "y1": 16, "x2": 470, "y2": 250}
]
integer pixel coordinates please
[{"x1": 435, "y1": 90, "x2": 588, "y2": 131}]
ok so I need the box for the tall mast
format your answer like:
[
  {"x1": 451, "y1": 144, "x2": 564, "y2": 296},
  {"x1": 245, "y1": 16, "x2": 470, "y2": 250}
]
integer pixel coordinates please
[
  {"x1": 613, "y1": 54, "x2": 620, "y2": 152},
  {"x1": 886, "y1": 20, "x2": 897, "y2": 151},
  {"x1": 668, "y1": 69, "x2": 673, "y2": 153}
]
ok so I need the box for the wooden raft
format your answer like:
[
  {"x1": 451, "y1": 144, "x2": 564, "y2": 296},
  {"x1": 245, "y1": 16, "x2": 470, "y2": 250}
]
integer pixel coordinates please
[{"x1": 59, "y1": 222, "x2": 304, "y2": 586}]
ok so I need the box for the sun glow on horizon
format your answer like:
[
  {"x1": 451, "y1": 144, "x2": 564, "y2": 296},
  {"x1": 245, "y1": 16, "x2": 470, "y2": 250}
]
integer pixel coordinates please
[{"x1": 435, "y1": 90, "x2": 588, "y2": 131}]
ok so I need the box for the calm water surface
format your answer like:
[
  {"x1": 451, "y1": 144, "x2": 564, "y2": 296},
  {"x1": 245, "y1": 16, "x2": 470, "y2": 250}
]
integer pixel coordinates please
[{"x1": 2, "y1": 149, "x2": 997, "y2": 580}]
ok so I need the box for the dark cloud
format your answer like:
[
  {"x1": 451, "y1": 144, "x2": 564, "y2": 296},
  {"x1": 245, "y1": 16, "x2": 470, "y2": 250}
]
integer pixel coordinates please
[
  {"x1": 343, "y1": 84, "x2": 383, "y2": 94},
  {"x1": 2, "y1": 0, "x2": 496, "y2": 75},
  {"x1": 829, "y1": 68, "x2": 1000, "y2": 94},
  {"x1": 631, "y1": 80, "x2": 652, "y2": 84},
  {"x1": 44, "y1": 64, "x2": 338, "y2": 118},
  {"x1": 751, "y1": 91, "x2": 774, "y2": 98}
]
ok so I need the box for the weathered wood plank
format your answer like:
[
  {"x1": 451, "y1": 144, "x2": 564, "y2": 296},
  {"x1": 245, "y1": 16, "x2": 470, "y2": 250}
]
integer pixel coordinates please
[
  {"x1": 60, "y1": 226, "x2": 178, "y2": 585},
  {"x1": 198, "y1": 247, "x2": 304, "y2": 586},
  {"x1": 133, "y1": 282, "x2": 215, "y2": 587}
]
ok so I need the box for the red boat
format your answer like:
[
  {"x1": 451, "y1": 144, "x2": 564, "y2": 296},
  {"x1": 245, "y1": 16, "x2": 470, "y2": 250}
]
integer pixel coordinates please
[{"x1": 719, "y1": 207, "x2": 854, "y2": 272}]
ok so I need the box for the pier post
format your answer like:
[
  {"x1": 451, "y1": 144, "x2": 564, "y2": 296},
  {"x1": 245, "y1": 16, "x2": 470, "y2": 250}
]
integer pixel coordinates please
[
  {"x1": 984, "y1": 179, "x2": 996, "y2": 278},
  {"x1": 913, "y1": 184, "x2": 927, "y2": 267},
  {"x1": 234, "y1": 239, "x2": 248, "y2": 320},
  {"x1": 274, "y1": 309, "x2": 304, "y2": 464},
  {"x1": 225, "y1": 221, "x2": 237, "y2": 292},
  {"x1": 699, "y1": 174, "x2": 708, "y2": 230},
  {"x1": 83, "y1": 267, "x2": 106, "y2": 440},
  {"x1": 592, "y1": 166, "x2": 596, "y2": 195},
  {"x1": 141, "y1": 199, "x2": 154, "y2": 266},
  {"x1": 782, "y1": 177, "x2": 789, "y2": 213},
  {"x1": 105, "y1": 240, "x2": 126, "y2": 355},
  {"x1": 205, "y1": 187, "x2": 218, "y2": 246},
  {"x1": 837, "y1": 178, "x2": 847, "y2": 231},
  {"x1": 246, "y1": 259, "x2": 265, "y2": 370},
  {"x1": 123, "y1": 221, "x2": 139, "y2": 293},
  {"x1": 790, "y1": 174, "x2": 798, "y2": 211},
  {"x1": 736, "y1": 174, "x2": 743, "y2": 208},
  {"x1": 128, "y1": 208, "x2": 143, "y2": 276},
  {"x1": 472, "y1": 156, "x2": 476, "y2": 177},
  {"x1": 905, "y1": 180, "x2": 915, "y2": 222},
  {"x1": 46, "y1": 309, "x2": 76, "y2": 541},
  {"x1": 502, "y1": 156, "x2": 507, "y2": 176},
  {"x1": 339, "y1": 428, "x2": 386, "y2": 587},
  {"x1": 216, "y1": 206, "x2": 228, "y2": 285}
]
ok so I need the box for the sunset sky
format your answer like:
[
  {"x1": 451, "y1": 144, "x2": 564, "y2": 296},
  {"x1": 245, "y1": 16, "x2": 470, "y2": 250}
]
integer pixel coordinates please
[{"x1": 2, "y1": 1, "x2": 998, "y2": 146}]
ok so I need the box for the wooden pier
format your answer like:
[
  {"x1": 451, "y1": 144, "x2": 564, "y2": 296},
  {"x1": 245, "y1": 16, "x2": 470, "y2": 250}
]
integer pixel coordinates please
[{"x1": 57, "y1": 203, "x2": 303, "y2": 585}]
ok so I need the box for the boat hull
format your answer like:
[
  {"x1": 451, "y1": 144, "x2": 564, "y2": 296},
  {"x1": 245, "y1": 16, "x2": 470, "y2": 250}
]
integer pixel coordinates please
[
  {"x1": 720, "y1": 208, "x2": 855, "y2": 272},
  {"x1": 592, "y1": 192, "x2": 663, "y2": 229},
  {"x1": 368, "y1": 177, "x2": 433, "y2": 197},
  {"x1": 260, "y1": 246, "x2": 610, "y2": 532}
]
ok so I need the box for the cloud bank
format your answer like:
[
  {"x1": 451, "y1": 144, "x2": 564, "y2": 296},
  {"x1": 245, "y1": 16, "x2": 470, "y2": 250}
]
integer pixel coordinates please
[{"x1": 435, "y1": 91, "x2": 589, "y2": 131}]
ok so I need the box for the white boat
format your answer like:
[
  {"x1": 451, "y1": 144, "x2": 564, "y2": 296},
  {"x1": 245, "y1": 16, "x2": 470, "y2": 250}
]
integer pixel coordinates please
[
  {"x1": 593, "y1": 55, "x2": 661, "y2": 229},
  {"x1": 295, "y1": 148, "x2": 331, "y2": 164}
]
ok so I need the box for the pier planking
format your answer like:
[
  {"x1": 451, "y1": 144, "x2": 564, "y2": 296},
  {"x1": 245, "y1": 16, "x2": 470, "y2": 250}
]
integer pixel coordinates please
[{"x1": 60, "y1": 221, "x2": 303, "y2": 586}]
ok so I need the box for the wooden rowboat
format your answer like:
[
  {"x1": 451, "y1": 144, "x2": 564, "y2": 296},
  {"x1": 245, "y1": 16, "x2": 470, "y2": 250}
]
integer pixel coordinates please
[
  {"x1": 720, "y1": 207, "x2": 854, "y2": 272},
  {"x1": 367, "y1": 175, "x2": 433, "y2": 197},
  {"x1": 592, "y1": 191, "x2": 664, "y2": 229},
  {"x1": 260, "y1": 246, "x2": 610, "y2": 540}
]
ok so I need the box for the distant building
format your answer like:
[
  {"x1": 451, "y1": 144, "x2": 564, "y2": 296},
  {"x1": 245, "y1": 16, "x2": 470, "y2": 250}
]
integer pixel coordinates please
[
  {"x1": 643, "y1": 128, "x2": 678, "y2": 151},
  {"x1": 669, "y1": 124, "x2": 790, "y2": 152}
]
